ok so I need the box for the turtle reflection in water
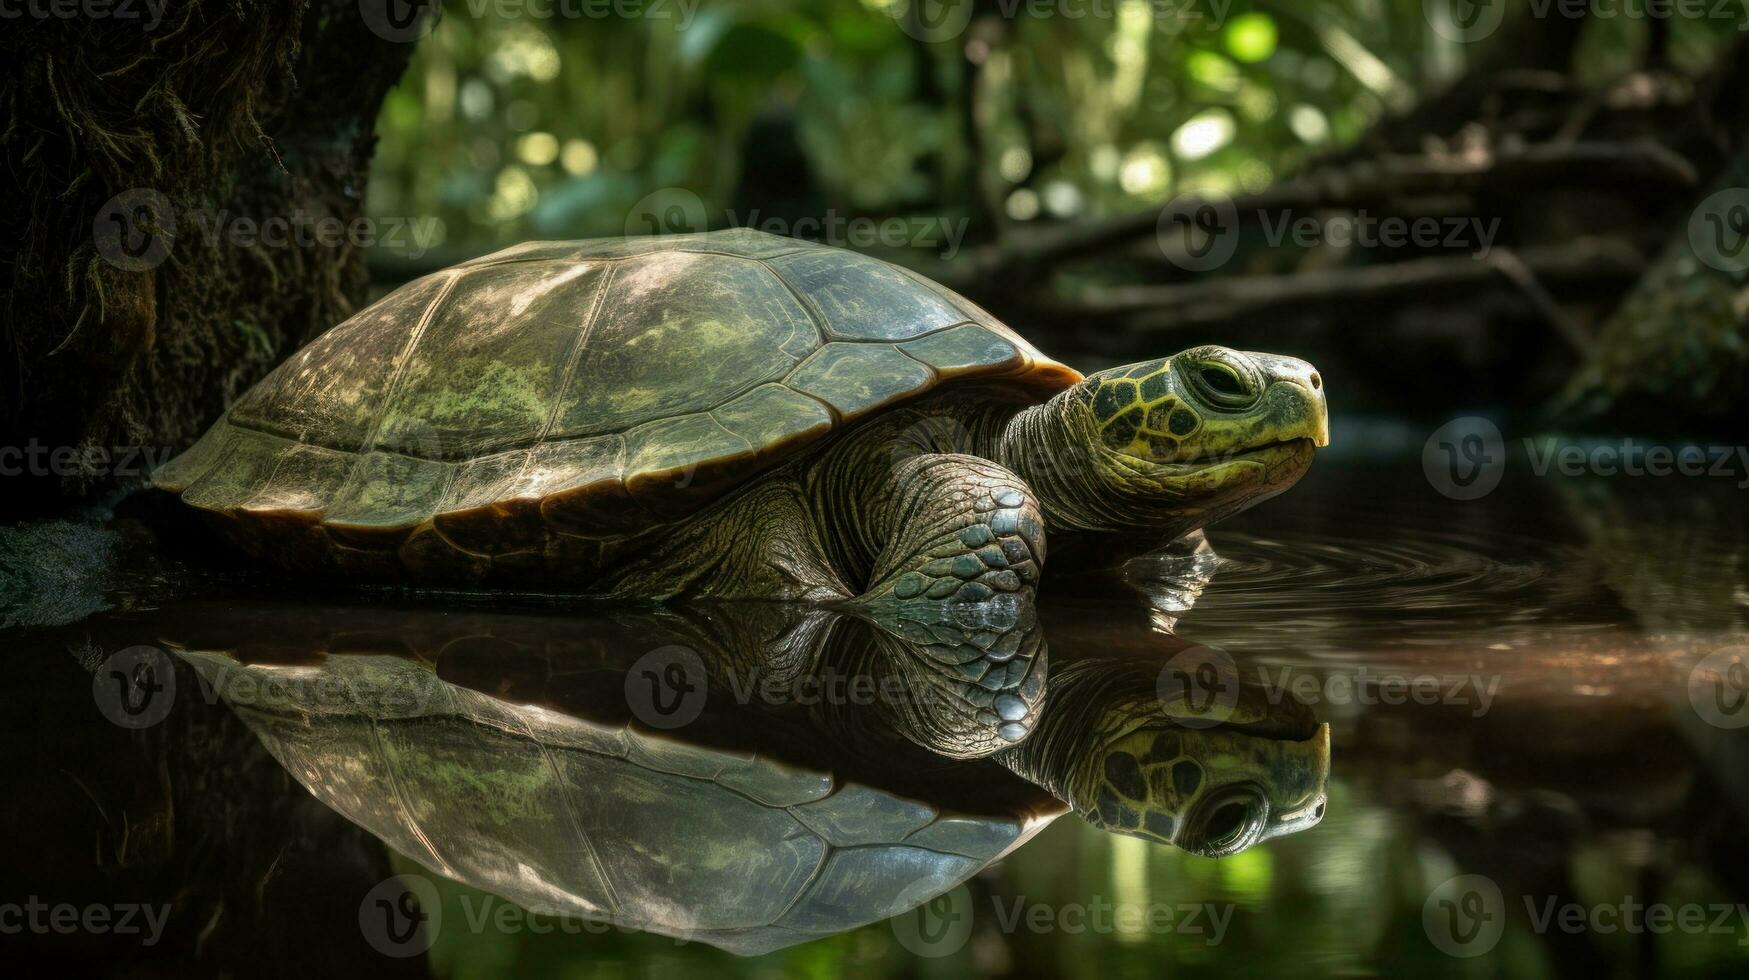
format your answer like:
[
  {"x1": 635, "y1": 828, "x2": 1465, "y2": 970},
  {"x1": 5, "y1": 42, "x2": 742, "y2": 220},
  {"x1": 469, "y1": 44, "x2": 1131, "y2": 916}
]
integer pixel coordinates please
[
  {"x1": 153, "y1": 228, "x2": 1327, "y2": 603},
  {"x1": 158, "y1": 599, "x2": 1329, "y2": 955}
]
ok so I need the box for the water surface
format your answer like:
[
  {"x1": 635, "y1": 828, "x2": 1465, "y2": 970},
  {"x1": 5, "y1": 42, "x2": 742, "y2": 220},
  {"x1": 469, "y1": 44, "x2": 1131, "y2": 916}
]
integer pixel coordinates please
[{"x1": 4, "y1": 433, "x2": 1747, "y2": 977}]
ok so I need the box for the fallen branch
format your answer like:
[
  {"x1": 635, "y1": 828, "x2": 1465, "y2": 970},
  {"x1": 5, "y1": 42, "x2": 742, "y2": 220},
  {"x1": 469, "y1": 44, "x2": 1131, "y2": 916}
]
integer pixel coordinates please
[
  {"x1": 946, "y1": 141, "x2": 1693, "y2": 290},
  {"x1": 1037, "y1": 237, "x2": 1645, "y2": 335}
]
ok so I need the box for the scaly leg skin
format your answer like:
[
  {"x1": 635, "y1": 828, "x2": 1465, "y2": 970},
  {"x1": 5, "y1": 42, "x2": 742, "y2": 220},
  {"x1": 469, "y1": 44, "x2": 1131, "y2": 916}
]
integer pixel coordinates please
[{"x1": 854, "y1": 453, "x2": 1047, "y2": 605}]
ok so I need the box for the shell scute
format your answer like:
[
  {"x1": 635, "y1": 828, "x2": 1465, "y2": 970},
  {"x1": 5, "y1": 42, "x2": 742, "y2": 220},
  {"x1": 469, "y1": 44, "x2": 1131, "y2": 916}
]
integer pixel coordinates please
[
  {"x1": 785, "y1": 342, "x2": 936, "y2": 418},
  {"x1": 550, "y1": 251, "x2": 816, "y2": 438},
  {"x1": 766, "y1": 248, "x2": 968, "y2": 341}
]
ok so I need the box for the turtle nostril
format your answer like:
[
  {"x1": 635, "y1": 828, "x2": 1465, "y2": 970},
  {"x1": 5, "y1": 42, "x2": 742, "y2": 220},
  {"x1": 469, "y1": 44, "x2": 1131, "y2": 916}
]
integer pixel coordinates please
[{"x1": 1309, "y1": 372, "x2": 1321, "y2": 390}]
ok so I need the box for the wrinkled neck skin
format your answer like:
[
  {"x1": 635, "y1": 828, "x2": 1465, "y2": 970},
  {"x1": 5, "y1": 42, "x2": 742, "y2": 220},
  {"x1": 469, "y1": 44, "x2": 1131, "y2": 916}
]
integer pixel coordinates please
[
  {"x1": 997, "y1": 395, "x2": 1122, "y2": 533},
  {"x1": 998, "y1": 392, "x2": 1212, "y2": 547}
]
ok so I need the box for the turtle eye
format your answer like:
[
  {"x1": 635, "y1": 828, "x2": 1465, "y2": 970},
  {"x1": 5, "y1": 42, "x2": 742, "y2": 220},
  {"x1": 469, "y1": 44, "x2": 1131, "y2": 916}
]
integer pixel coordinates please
[
  {"x1": 1184, "y1": 785, "x2": 1267, "y2": 856},
  {"x1": 1202, "y1": 800, "x2": 1252, "y2": 850},
  {"x1": 1185, "y1": 353, "x2": 1260, "y2": 409}
]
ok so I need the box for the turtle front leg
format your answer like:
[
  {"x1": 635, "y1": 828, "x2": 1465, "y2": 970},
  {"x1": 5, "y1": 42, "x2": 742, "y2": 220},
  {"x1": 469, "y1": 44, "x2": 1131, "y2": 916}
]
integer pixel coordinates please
[{"x1": 853, "y1": 453, "x2": 1046, "y2": 605}]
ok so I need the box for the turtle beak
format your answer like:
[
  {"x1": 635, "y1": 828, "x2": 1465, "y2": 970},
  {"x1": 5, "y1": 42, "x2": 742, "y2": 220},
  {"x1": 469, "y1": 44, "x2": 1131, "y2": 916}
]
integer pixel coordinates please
[
  {"x1": 1258, "y1": 722, "x2": 1331, "y2": 843},
  {"x1": 1245, "y1": 351, "x2": 1329, "y2": 448}
]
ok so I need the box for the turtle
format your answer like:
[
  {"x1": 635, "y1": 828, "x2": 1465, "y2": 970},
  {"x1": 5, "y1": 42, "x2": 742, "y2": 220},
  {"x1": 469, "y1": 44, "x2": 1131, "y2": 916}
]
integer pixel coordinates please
[
  {"x1": 150, "y1": 595, "x2": 1329, "y2": 955},
  {"x1": 153, "y1": 228, "x2": 1329, "y2": 601}
]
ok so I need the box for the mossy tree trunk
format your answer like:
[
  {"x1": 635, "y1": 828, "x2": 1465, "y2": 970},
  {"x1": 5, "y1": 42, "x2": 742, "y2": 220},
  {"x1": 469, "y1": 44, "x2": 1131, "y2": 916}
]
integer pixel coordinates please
[
  {"x1": 1, "y1": 0, "x2": 422, "y2": 512},
  {"x1": 1553, "y1": 144, "x2": 1749, "y2": 436}
]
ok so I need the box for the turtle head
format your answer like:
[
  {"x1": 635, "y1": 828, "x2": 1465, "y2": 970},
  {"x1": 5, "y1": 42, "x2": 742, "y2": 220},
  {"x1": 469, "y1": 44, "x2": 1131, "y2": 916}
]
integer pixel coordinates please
[
  {"x1": 996, "y1": 657, "x2": 1330, "y2": 857},
  {"x1": 1082, "y1": 720, "x2": 1330, "y2": 857},
  {"x1": 1027, "y1": 346, "x2": 1328, "y2": 535}
]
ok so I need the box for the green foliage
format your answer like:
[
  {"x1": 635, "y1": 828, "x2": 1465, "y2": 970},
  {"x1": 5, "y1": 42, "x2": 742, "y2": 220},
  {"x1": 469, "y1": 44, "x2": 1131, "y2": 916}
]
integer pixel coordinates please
[
  {"x1": 366, "y1": 0, "x2": 1464, "y2": 256},
  {"x1": 370, "y1": 2, "x2": 1744, "y2": 259}
]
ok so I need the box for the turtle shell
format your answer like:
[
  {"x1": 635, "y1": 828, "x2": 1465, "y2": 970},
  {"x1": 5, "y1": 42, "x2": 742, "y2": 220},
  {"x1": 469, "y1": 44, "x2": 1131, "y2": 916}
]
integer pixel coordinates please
[{"x1": 154, "y1": 229, "x2": 1079, "y2": 548}]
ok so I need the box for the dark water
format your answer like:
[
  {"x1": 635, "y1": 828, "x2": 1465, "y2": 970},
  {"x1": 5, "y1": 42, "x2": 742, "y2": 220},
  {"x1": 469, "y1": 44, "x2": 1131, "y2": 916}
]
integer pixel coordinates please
[{"x1": 4, "y1": 425, "x2": 1748, "y2": 978}]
